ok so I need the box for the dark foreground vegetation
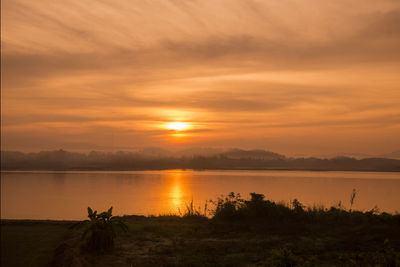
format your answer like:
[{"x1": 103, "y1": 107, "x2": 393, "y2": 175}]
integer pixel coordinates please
[
  {"x1": 2, "y1": 149, "x2": 400, "y2": 171},
  {"x1": 2, "y1": 193, "x2": 400, "y2": 266}
]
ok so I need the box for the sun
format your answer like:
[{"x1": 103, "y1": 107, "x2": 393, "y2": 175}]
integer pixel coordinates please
[{"x1": 165, "y1": 122, "x2": 190, "y2": 131}]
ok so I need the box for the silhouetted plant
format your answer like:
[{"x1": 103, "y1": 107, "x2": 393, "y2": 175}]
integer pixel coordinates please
[
  {"x1": 367, "y1": 205, "x2": 380, "y2": 215},
  {"x1": 182, "y1": 199, "x2": 208, "y2": 218},
  {"x1": 210, "y1": 192, "x2": 245, "y2": 220},
  {"x1": 349, "y1": 189, "x2": 357, "y2": 212},
  {"x1": 72, "y1": 207, "x2": 128, "y2": 252},
  {"x1": 292, "y1": 199, "x2": 304, "y2": 214}
]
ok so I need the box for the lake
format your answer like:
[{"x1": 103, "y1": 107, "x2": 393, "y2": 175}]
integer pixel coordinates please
[{"x1": 1, "y1": 170, "x2": 400, "y2": 220}]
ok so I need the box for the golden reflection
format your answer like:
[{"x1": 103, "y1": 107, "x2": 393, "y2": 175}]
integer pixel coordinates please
[
  {"x1": 164, "y1": 170, "x2": 190, "y2": 213},
  {"x1": 171, "y1": 174, "x2": 183, "y2": 207}
]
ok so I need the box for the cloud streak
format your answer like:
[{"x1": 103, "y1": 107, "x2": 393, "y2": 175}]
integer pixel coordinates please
[{"x1": 2, "y1": 0, "x2": 400, "y2": 155}]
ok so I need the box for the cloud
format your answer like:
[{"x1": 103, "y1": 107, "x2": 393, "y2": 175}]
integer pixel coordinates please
[{"x1": 2, "y1": 0, "x2": 400, "y2": 154}]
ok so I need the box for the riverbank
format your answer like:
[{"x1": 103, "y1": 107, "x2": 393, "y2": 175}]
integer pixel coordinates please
[{"x1": 2, "y1": 194, "x2": 400, "y2": 266}]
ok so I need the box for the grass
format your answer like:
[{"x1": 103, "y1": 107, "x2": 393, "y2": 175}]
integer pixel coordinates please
[{"x1": 2, "y1": 192, "x2": 400, "y2": 266}]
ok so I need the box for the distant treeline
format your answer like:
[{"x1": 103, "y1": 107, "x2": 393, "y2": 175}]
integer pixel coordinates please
[{"x1": 1, "y1": 149, "x2": 400, "y2": 171}]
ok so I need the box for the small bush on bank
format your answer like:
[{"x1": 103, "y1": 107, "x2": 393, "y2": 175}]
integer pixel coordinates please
[{"x1": 71, "y1": 207, "x2": 128, "y2": 252}]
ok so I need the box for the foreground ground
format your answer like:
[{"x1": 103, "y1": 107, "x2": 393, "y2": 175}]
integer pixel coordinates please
[
  {"x1": 1, "y1": 220, "x2": 72, "y2": 266},
  {"x1": 2, "y1": 216, "x2": 400, "y2": 266},
  {"x1": 2, "y1": 194, "x2": 400, "y2": 266}
]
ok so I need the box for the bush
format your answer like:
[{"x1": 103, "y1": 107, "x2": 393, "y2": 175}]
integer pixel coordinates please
[
  {"x1": 211, "y1": 192, "x2": 295, "y2": 222},
  {"x1": 209, "y1": 191, "x2": 400, "y2": 226},
  {"x1": 72, "y1": 207, "x2": 128, "y2": 252},
  {"x1": 210, "y1": 192, "x2": 246, "y2": 220}
]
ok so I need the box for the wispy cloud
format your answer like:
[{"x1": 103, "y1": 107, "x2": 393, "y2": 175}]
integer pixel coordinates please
[{"x1": 2, "y1": 0, "x2": 400, "y2": 154}]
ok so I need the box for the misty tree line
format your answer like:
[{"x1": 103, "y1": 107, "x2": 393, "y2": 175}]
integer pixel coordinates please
[{"x1": 1, "y1": 149, "x2": 400, "y2": 171}]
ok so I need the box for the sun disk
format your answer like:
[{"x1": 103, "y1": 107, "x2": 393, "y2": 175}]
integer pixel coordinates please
[{"x1": 165, "y1": 122, "x2": 190, "y2": 131}]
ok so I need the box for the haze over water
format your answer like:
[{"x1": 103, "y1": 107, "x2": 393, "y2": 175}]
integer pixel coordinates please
[{"x1": 2, "y1": 170, "x2": 400, "y2": 220}]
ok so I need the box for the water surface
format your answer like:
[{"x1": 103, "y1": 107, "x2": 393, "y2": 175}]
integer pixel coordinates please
[{"x1": 1, "y1": 170, "x2": 399, "y2": 220}]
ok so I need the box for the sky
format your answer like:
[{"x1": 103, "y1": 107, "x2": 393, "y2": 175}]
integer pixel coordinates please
[{"x1": 2, "y1": 0, "x2": 400, "y2": 156}]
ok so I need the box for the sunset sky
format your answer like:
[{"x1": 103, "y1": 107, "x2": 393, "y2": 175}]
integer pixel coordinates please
[{"x1": 2, "y1": 0, "x2": 400, "y2": 156}]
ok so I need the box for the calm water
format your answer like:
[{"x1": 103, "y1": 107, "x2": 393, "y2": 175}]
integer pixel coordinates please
[{"x1": 1, "y1": 170, "x2": 400, "y2": 220}]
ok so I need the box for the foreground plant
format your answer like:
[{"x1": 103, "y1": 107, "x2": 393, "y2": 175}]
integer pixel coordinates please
[{"x1": 72, "y1": 207, "x2": 128, "y2": 252}]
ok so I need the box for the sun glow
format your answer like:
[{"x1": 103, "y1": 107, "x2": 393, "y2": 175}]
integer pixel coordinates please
[{"x1": 165, "y1": 122, "x2": 190, "y2": 131}]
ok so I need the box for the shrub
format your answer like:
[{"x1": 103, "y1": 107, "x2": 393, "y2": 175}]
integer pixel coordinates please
[
  {"x1": 72, "y1": 207, "x2": 128, "y2": 252},
  {"x1": 211, "y1": 192, "x2": 296, "y2": 222},
  {"x1": 210, "y1": 192, "x2": 246, "y2": 220}
]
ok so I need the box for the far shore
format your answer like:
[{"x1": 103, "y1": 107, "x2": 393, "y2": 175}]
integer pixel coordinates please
[{"x1": 2, "y1": 167, "x2": 400, "y2": 172}]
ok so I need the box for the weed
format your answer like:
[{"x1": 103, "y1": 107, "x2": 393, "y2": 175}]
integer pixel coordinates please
[
  {"x1": 349, "y1": 189, "x2": 357, "y2": 212},
  {"x1": 71, "y1": 207, "x2": 128, "y2": 252}
]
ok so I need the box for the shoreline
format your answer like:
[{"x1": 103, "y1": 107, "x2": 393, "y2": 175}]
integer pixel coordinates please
[{"x1": 2, "y1": 168, "x2": 400, "y2": 173}]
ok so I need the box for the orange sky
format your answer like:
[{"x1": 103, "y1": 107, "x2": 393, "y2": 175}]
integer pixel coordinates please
[{"x1": 1, "y1": 0, "x2": 400, "y2": 156}]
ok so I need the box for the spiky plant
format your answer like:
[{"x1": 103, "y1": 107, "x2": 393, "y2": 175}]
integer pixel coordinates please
[{"x1": 72, "y1": 207, "x2": 128, "y2": 252}]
